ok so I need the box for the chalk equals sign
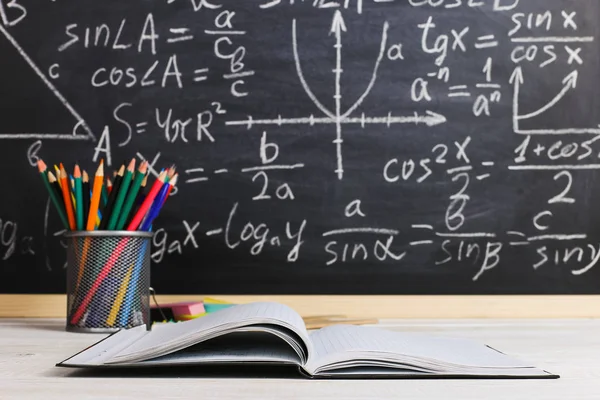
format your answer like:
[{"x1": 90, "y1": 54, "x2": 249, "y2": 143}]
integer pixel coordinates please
[
  {"x1": 185, "y1": 168, "x2": 229, "y2": 184},
  {"x1": 136, "y1": 122, "x2": 147, "y2": 134},
  {"x1": 474, "y1": 34, "x2": 498, "y2": 49},
  {"x1": 167, "y1": 28, "x2": 194, "y2": 43},
  {"x1": 410, "y1": 224, "x2": 434, "y2": 246},
  {"x1": 194, "y1": 68, "x2": 209, "y2": 83},
  {"x1": 477, "y1": 161, "x2": 495, "y2": 181},
  {"x1": 448, "y1": 85, "x2": 471, "y2": 98}
]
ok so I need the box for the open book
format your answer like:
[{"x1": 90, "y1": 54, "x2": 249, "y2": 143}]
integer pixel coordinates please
[{"x1": 58, "y1": 302, "x2": 558, "y2": 379}]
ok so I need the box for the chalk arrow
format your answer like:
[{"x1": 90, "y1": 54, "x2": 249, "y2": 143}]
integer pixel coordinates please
[
  {"x1": 342, "y1": 110, "x2": 446, "y2": 126},
  {"x1": 423, "y1": 111, "x2": 447, "y2": 126},
  {"x1": 330, "y1": 10, "x2": 347, "y2": 35},
  {"x1": 225, "y1": 111, "x2": 447, "y2": 128},
  {"x1": 330, "y1": 10, "x2": 347, "y2": 179},
  {"x1": 510, "y1": 66, "x2": 524, "y2": 132},
  {"x1": 509, "y1": 66, "x2": 524, "y2": 86},
  {"x1": 517, "y1": 70, "x2": 578, "y2": 120},
  {"x1": 511, "y1": 67, "x2": 600, "y2": 135}
]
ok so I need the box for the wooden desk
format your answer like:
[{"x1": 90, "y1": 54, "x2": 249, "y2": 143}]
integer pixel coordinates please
[{"x1": 1, "y1": 318, "x2": 598, "y2": 400}]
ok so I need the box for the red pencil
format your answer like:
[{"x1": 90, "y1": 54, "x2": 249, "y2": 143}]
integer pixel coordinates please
[
  {"x1": 126, "y1": 171, "x2": 167, "y2": 231},
  {"x1": 59, "y1": 164, "x2": 77, "y2": 230},
  {"x1": 106, "y1": 177, "x2": 113, "y2": 195}
]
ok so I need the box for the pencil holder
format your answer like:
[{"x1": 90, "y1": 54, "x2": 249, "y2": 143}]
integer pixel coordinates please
[{"x1": 64, "y1": 231, "x2": 153, "y2": 333}]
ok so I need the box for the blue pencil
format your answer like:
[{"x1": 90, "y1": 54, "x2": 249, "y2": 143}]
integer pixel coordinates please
[
  {"x1": 140, "y1": 181, "x2": 171, "y2": 232},
  {"x1": 118, "y1": 240, "x2": 149, "y2": 327},
  {"x1": 119, "y1": 175, "x2": 176, "y2": 326}
]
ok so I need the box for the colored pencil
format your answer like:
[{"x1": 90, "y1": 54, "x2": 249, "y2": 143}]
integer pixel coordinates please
[
  {"x1": 125, "y1": 173, "x2": 148, "y2": 227},
  {"x1": 107, "y1": 159, "x2": 135, "y2": 231},
  {"x1": 167, "y1": 165, "x2": 176, "y2": 181},
  {"x1": 116, "y1": 161, "x2": 147, "y2": 230},
  {"x1": 59, "y1": 165, "x2": 77, "y2": 230},
  {"x1": 53, "y1": 165, "x2": 62, "y2": 188},
  {"x1": 87, "y1": 160, "x2": 104, "y2": 230},
  {"x1": 99, "y1": 164, "x2": 124, "y2": 230},
  {"x1": 71, "y1": 234, "x2": 130, "y2": 324},
  {"x1": 127, "y1": 171, "x2": 167, "y2": 231},
  {"x1": 118, "y1": 240, "x2": 148, "y2": 326},
  {"x1": 162, "y1": 169, "x2": 176, "y2": 206},
  {"x1": 106, "y1": 264, "x2": 134, "y2": 326},
  {"x1": 82, "y1": 171, "x2": 90, "y2": 228},
  {"x1": 37, "y1": 161, "x2": 69, "y2": 230},
  {"x1": 101, "y1": 181, "x2": 108, "y2": 209},
  {"x1": 71, "y1": 163, "x2": 176, "y2": 325},
  {"x1": 106, "y1": 177, "x2": 113, "y2": 195},
  {"x1": 74, "y1": 165, "x2": 84, "y2": 231},
  {"x1": 138, "y1": 175, "x2": 149, "y2": 202},
  {"x1": 140, "y1": 176, "x2": 173, "y2": 232},
  {"x1": 47, "y1": 171, "x2": 64, "y2": 209}
]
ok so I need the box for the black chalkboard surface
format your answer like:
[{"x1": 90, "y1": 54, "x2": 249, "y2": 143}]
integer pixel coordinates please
[{"x1": 1, "y1": 0, "x2": 600, "y2": 295}]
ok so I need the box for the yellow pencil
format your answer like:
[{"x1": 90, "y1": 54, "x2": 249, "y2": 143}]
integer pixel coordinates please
[{"x1": 106, "y1": 264, "x2": 134, "y2": 326}]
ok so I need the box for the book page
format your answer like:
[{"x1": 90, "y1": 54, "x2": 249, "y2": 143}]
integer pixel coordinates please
[
  {"x1": 306, "y1": 325, "x2": 534, "y2": 373},
  {"x1": 108, "y1": 302, "x2": 311, "y2": 364},
  {"x1": 139, "y1": 331, "x2": 302, "y2": 366}
]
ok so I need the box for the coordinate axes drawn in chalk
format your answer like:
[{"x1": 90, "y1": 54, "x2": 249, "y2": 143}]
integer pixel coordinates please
[
  {"x1": 511, "y1": 65, "x2": 600, "y2": 136},
  {"x1": 0, "y1": 23, "x2": 94, "y2": 141},
  {"x1": 226, "y1": 11, "x2": 447, "y2": 180}
]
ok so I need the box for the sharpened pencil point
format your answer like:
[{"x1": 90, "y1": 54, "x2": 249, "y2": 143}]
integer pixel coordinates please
[
  {"x1": 48, "y1": 171, "x2": 57, "y2": 183},
  {"x1": 139, "y1": 161, "x2": 148, "y2": 175},
  {"x1": 37, "y1": 159, "x2": 47, "y2": 173}
]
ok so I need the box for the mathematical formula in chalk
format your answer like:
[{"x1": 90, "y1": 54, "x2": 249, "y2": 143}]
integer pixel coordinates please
[{"x1": 1, "y1": 0, "x2": 599, "y2": 292}]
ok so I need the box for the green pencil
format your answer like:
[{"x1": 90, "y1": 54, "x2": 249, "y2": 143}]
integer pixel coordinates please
[
  {"x1": 73, "y1": 164, "x2": 84, "y2": 230},
  {"x1": 37, "y1": 160, "x2": 69, "y2": 230},
  {"x1": 101, "y1": 180, "x2": 109, "y2": 209},
  {"x1": 107, "y1": 159, "x2": 136, "y2": 230},
  {"x1": 115, "y1": 161, "x2": 148, "y2": 230}
]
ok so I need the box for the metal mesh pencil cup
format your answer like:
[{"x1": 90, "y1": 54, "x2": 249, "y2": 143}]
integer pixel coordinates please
[{"x1": 65, "y1": 231, "x2": 153, "y2": 333}]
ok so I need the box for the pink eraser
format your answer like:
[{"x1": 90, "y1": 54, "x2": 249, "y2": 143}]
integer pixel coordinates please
[{"x1": 170, "y1": 302, "x2": 205, "y2": 317}]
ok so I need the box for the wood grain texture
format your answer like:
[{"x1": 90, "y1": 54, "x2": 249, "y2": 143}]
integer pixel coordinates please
[
  {"x1": 1, "y1": 318, "x2": 599, "y2": 400},
  {"x1": 2, "y1": 294, "x2": 600, "y2": 318}
]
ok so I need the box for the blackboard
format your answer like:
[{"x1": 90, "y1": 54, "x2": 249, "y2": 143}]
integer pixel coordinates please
[{"x1": 1, "y1": 0, "x2": 600, "y2": 295}]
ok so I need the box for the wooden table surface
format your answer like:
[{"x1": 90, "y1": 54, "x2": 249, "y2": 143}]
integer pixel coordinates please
[{"x1": 1, "y1": 318, "x2": 598, "y2": 400}]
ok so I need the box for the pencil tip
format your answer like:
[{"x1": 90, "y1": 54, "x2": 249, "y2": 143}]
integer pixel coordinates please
[
  {"x1": 74, "y1": 164, "x2": 81, "y2": 177},
  {"x1": 128, "y1": 158, "x2": 136, "y2": 171},
  {"x1": 169, "y1": 174, "x2": 178, "y2": 186},
  {"x1": 37, "y1": 159, "x2": 47, "y2": 172}
]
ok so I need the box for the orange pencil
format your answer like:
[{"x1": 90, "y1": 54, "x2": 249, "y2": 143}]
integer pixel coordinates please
[
  {"x1": 59, "y1": 165, "x2": 76, "y2": 230},
  {"x1": 86, "y1": 160, "x2": 104, "y2": 230}
]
